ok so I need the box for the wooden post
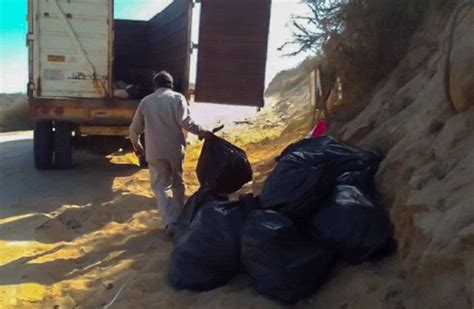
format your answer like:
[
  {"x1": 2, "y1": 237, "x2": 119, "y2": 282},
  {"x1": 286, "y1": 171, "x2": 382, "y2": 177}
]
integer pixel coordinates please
[
  {"x1": 310, "y1": 70, "x2": 317, "y2": 126},
  {"x1": 310, "y1": 66, "x2": 332, "y2": 129},
  {"x1": 317, "y1": 66, "x2": 329, "y2": 121},
  {"x1": 316, "y1": 68, "x2": 323, "y2": 98}
]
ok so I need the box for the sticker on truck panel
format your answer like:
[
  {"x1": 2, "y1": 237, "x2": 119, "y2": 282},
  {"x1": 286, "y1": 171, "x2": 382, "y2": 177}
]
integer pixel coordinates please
[
  {"x1": 43, "y1": 69, "x2": 106, "y2": 82},
  {"x1": 43, "y1": 69, "x2": 65, "y2": 80},
  {"x1": 47, "y1": 55, "x2": 66, "y2": 62},
  {"x1": 67, "y1": 72, "x2": 87, "y2": 80}
]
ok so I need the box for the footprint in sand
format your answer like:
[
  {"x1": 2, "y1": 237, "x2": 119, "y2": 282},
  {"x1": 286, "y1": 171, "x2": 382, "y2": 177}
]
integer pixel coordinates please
[{"x1": 35, "y1": 219, "x2": 77, "y2": 243}]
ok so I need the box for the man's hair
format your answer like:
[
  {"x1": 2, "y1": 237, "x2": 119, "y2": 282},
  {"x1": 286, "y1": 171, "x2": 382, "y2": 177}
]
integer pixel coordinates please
[{"x1": 153, "y1": 71, "x2": 174, "y2": 89}]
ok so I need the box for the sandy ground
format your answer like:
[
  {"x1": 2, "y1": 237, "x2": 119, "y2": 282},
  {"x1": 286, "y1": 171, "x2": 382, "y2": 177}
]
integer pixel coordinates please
[{"x1": 0, "y1": 99, "x2": 410, "y2": 308}]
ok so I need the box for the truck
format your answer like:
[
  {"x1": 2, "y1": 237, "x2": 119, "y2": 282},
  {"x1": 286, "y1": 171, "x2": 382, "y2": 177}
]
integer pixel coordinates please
[{"x1": 27, "y1": 0, "x2": 272, "y2": 169}]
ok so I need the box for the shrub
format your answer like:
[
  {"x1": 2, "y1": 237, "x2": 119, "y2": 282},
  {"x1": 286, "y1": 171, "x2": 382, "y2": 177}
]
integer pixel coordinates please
[
  {"x1": 0, "y1": 93, "x2": 31, "y2": 132},
  {"x1": 281, "y1": 0, "x2": 430, "y2": 121}
]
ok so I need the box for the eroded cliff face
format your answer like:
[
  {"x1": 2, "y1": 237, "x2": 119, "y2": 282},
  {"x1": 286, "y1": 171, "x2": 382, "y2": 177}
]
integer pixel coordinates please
[{"x1": 335, "y1": 3, "x2": 474, "y2": 306}]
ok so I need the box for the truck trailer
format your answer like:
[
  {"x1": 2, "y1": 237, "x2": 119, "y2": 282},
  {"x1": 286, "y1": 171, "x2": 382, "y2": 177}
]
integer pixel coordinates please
[{"x1": 27, "y1": 0, "x2": 272, "y2": 169}]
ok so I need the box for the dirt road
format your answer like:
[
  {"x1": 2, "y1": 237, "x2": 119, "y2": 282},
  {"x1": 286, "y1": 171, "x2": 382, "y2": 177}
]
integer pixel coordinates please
[{"x1": 0, "y1": 132, "x2": 162, "y2": 307}]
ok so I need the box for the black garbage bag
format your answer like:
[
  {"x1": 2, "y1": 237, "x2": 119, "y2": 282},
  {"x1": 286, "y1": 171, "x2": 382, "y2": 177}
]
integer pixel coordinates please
[
  {"x1": 279, "y1": 136, "x2": 381, "y2": 168},
  {"x1": 174, "y1": 188, "x2": 228, "y2": 243},
  {"x1": 277, "y1": 135, "x2": 336, "y2": 160},
  {"x1": 260, "y1": 136, "x2": 381, "y2": 218},
  {"x1": 241, "y1": 210, "x2": 335, "y2": 304},
  {"x1": 169, "y1": 201, "x2": 245, "y2": 291},
  {"x1": 197, "y1": 136, "x2": 253, "y2": 194},
  {"x1": 309, "y1": 185, "x2": 392, "y2": 264},
  {"x1": 259, "y1": 151, "x2": 332, "y2": 218},
  {"x1": 334, "y1": 159, "x2": 380, "y2": 197}
]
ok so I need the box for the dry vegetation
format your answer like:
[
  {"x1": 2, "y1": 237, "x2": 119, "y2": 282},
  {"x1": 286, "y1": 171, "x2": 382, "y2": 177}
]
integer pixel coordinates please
[
  {"x1": 277, "y1": 0, "x2": 441, "y2": 122},
  {"x1": 0, "y1": 93, "x2": 31, "y2": 132}
]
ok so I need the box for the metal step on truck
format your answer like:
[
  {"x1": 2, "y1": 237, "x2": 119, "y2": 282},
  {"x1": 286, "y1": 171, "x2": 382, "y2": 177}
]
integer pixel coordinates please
[{"x1": 27, "y1": 0, "x2": 272, "y2": 169}]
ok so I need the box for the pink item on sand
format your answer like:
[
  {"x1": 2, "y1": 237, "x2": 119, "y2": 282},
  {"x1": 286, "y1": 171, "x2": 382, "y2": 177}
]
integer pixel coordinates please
[{"x1": 311, "y1": 120, "x2": 328, "y2": 138}]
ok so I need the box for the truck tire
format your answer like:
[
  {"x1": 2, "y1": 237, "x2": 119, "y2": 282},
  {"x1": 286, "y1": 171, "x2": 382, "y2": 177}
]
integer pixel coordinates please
[
  {"x1": 54, "y1": 121, "x2": 73, "y2": 169},
  {"x1": 34, "y1": 121, "x2": 53, "y2": 170}
]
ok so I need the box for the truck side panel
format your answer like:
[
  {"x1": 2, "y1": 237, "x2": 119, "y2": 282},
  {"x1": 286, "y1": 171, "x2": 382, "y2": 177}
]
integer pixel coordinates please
[
  {"x1": 195, "y1": 0, "x2": 272, "y2": 107},
  {"x1": 30, "y1": 0, "x2": 112, "y2": 99}
]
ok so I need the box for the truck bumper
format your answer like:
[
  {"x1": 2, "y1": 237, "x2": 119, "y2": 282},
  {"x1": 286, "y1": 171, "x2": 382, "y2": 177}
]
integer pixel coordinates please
[
  {"x1": 29, "y1": 98, "x2": 139, "y2": 129},
  {"x1": 78, "y1": 126, "x2": 130, "y2": 136}
]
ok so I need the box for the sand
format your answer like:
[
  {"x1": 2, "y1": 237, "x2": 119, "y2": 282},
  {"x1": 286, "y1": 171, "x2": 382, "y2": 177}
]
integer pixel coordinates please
[{"x1": 0, "y1": 97, "x2": 409, "y2": 308}]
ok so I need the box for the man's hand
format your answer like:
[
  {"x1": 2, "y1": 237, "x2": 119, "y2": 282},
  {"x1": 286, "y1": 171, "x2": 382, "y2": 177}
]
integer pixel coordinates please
[
  {"x1": 198, "y1": 131, "x2": 214, "y2": 141},
  {"x1": 132, "y1": 141, "x2": 145, "y2": 156}
]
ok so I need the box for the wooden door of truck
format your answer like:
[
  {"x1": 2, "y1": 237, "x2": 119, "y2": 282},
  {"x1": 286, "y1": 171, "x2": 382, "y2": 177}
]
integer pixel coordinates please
[
  {"x1": 149, "y1": 0, "x2": 193, "y2": 97},
  {"x1": 195, "y1": 0, "x2": 272, "y2": 107}
]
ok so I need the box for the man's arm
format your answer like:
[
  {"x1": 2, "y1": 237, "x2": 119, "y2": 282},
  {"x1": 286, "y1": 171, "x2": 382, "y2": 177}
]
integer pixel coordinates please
[
  {"x1": 129, "y1": 101, "x2": 145, "y2": 153},
  {"x1": 176, "y1": 95, "x2": 211, "y2": 138}
]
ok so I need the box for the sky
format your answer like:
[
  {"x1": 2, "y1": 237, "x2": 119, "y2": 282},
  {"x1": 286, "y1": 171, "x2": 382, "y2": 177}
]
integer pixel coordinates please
[{"x1": 0, "y1": 0, "x2": 310, "y2": 93}]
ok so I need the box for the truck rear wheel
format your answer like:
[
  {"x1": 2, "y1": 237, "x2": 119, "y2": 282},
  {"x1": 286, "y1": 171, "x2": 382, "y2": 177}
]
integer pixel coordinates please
[
  {"x1": 54, "y1": 121, "x2": 73, "y2": 169},
  {"x1": 34, "y1": 121, "x2": 54, "y2": 169}
]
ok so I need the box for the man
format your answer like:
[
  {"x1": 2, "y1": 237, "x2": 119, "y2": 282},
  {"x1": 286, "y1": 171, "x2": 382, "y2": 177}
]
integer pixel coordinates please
[{"x1": 129, "y1": 71, "x2": 212, "y2": 237}]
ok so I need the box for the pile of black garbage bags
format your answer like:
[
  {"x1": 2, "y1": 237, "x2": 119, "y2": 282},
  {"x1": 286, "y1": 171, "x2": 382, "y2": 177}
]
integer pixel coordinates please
[{"x1": 169, "y1": 135, "x2": 393, "y2": 304}]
